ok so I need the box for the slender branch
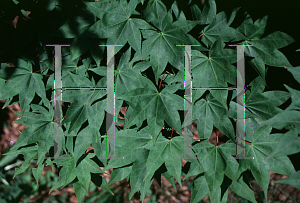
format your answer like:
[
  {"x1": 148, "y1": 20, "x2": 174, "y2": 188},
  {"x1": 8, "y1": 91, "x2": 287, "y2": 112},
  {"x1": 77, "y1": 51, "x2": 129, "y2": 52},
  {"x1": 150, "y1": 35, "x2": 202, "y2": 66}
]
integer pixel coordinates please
[
  {"x1": 53, "y1": 116, "x2": 65, "y2": 122},
  {"x1": 236, "y1": 137, "x2": 252, "y2": 145},
  {"x1": 33, "y1": 67, "x2": 48, "y2": 73},
  {"x1": 216, "y1": 128, "x2": 218, "y2": 146},
  {"x1": 159, "y1": 71, "x2": 167, "y2": 91},
  {"x1": 198, "y1": 33, "x2": 204, "y2": 39}
]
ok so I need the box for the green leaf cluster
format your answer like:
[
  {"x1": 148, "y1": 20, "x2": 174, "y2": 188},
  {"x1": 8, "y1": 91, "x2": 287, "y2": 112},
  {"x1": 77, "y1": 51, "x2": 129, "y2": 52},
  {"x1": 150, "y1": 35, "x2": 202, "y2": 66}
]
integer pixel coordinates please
[{"x1": 0, "y1": 0, "x2": 299, "y2": 202}]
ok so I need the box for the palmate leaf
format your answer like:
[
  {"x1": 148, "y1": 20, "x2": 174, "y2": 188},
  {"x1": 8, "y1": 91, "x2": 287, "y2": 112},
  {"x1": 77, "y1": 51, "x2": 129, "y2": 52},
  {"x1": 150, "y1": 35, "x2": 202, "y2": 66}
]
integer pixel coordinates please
[
  {"x1": 190, "y1": 0, "x2": 216, "y2": 25},
  {"x1": 7, "y1": 104, "x2": 54, "y2": 164},
  {"x1": 245, "y1": 77, "x2": 290, "y2": 121},
  {"x1": 5, "y1": 145, "x2": 38, "y2": 178},
  {"x1": 103, "y1": 128, "x2": 152, "y2": 171},
  {"x1": 236, "y1": 14, "x2": 294, "y2": 81},
  {"x1": 50, "y1": 155, "x2": 76, "y2": 193},
  {"x1": 0, "y1": 59, "x2": 49, "y2": 115},
  {"x1": 192, "y1": 39, "x2": 236, "y2": 108},
  {"x1": 85, "y1": 0, "x2": 153, "y2": 59},
  {"x1": 113, "y1": 47, "x2": 145, "y2": 98},
  {"x1": 240, "y1": 126, "x2": 296, "y2": 200},
  {"x1": 192, "y1": 141, "x2": 239, "y2": 201},
  {"x1": 143, "y1": 135, "x2": 197, "y2": 188},
  {"x1": 117, "y1": 78, "x2": 184, "y2": 137},
  {"x1": 141, "y1": 10, "x2": 198, "y2": 84},
  {"x1": 192, "y1": 94, "x2": 235, "y2": 141},
  {"x1": 200, "y1": 8, "x2": 246, "y2": 47},
  {"x1": 74, "y1": 153, "x2": 103, "y2": 193},
  {"x1": 61, "y1": 71, "x2": 107, "y2": 133}
]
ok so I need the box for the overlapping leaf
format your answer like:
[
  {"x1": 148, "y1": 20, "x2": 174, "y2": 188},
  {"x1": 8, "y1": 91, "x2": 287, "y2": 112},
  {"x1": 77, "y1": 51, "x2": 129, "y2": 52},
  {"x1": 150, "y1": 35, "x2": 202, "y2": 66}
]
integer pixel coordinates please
[
  {"x1": 192, "y1": 141, "x2": 239, "y2": 201},
  {"x1": 191, "y1": 39, "x2": 237, "y2": 108},
  {"x1": 85, "y1": 0, "x2": 153, "y2": 59},
  {"x1": 240, "y1": 126, "x2": 296, "y2": 200},
  {"x1": 117, "y1": 79, "x2": 184, "y2": 137},
  {"x1": 0, "y1": 59, "x2": 49, "y2": 115},
  {"x1": 192, "y1": 94, "x2": 235, "y2": 141},
  {"x1": 143, "y1": 135, "x2": 197, "y2": 188},
  {"x1": 141, "y1": 10, "x2": 199, "y2": 83}
]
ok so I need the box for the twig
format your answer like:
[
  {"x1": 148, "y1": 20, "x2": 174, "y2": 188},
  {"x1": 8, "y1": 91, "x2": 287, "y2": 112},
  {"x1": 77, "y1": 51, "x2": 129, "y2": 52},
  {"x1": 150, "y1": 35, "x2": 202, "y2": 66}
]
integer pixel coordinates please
[
  {"x1": 236, "y1": 137, "x2": 252, "y2": 145},
  {"x1": 33, "y1": 67, "x2": 48, "y2": 73},
  {"x1": 53, "y1": 116, "x2": 65, "y2": 122},
  {"x1": 158, "y1": 71, "x2": 167, "y2": 91}
]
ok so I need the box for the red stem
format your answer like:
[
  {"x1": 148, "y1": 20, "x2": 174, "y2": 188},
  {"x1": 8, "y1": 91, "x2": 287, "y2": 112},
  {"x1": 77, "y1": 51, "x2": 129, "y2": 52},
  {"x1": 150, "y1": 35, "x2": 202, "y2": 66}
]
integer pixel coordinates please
[
  {"x1": 216, "y1": 129, "x2": 218, "y2": 146},
  {"x1": 33, "y1": 67, "x2": 48, "y2": 73},
  {"x1": 236, "y1": 137, "x2": 252, "y2": 145},
  {"x1": 53, "y1": 116, "x2": 65, "y2": 122},
  {"x1": 158, "y1": 71, "x2": 167, "y2": 91}
]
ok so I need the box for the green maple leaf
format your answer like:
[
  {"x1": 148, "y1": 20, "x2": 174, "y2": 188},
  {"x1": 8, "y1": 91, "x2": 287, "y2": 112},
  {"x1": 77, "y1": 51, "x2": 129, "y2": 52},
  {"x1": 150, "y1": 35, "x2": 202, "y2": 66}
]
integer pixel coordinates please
[
  {"x1": 115, "y1": 47, "x2": 145, "y2": 97},
  {"x1": 192, "y1": 39, "x2": 237, "y2": 109},
  {"x1": 200, "y1": 8, "x2": 246, "y2": 46},
  {"x1": 117, "y1": 79, "x2": 184, "y2": 137},
  {"x1": 192, "y1": 94, "x2": 235, "y2": 141},
  {"x1": 190, "y1": 175, "x2": 209, "y2": 203},
  {"x1": 236, "y1": 14, "x2": 294, "y2": 81},
  {"x1": 61, "y1": 72, "x2": 107, "y2": 133},
  {"x1": 85, "y1": 0, "x2": 153, "y2": 59},
  {"x1": 276, "y1": 170, "x2": 300, "y2": 190},
  {"x1": 74, "y1": 153, "x2": 103, "y2": 193},
  {"x1": 8, "y1": 104, "x2": 55, "y2": 164},
  {"x1": 192, "y1": 141, "x2": 239, "y2": 200},
  {"x1": 0, "y1": 59, "x2": 49, "y2": 115},
  {"x1": 50, "y1": 155, "x2": 76, "y2": 193},
  {"x1": 240, "y1": 126, "x2": 296, "y2": 200},
  {"x1": 245, "y1": 77, "x2": 290, "y2": 121},
  {"x1": 190, "y1": 0, "x2": 216, "y2": 25},
  {"x1": 102, "y1": 128, "x2": 152, "y2": 171},
  {"x1": 141, "y1": 10, "x2": 198, "y2": 84},
  {"x1": 5, "y1": 145, "x2": 38, "y2": 178},
  {"x1": 143, "y1": 136, "x2": 196, "y2": 188}
]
